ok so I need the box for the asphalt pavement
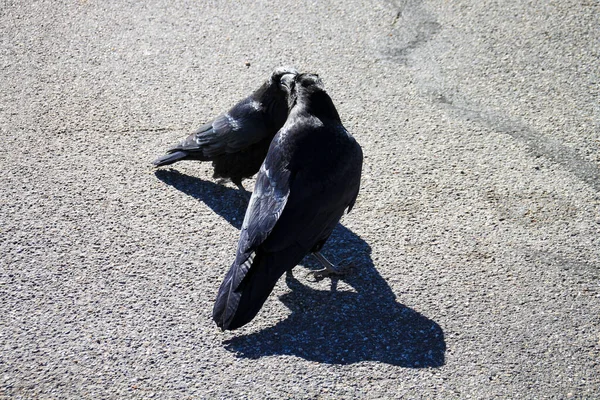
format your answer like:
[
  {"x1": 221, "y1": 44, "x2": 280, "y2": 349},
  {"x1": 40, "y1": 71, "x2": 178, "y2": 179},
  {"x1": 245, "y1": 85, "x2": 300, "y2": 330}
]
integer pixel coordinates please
[{"x1": 1, "y1": 0, "x2": 599, "y2": 398}]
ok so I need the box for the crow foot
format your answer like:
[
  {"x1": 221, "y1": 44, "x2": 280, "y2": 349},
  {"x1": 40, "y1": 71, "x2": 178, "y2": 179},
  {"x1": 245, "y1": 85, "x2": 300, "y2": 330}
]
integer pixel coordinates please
[{"x1": 305, "y1": 252, "x2": 352, "y2": 282}]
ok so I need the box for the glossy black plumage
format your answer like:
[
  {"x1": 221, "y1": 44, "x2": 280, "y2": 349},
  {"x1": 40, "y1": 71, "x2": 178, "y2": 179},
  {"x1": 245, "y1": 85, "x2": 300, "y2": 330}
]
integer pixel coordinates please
[
  {"x1": 152, "y1": 67, "x2": 298, "y2": 188},
  {"x1": 212, "y1": 73, "x2": 363, "y2": 330}
]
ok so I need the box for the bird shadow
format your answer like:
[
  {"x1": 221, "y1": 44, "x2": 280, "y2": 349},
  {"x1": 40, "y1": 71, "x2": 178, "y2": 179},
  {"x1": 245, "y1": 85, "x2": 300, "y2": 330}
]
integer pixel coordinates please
[
  {"x1": 155, "y1": 169, "x2": 446, "y2": 367},
  {"x1": 155, "y1": 169, "x2": 248, "y2": 229}
]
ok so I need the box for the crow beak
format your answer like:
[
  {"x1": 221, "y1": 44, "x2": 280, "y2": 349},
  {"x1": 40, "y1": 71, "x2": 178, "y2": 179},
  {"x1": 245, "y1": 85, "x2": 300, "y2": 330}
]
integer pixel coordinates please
[{"x1": 280, "y1": 73, "x2": 296, "y2": 90}]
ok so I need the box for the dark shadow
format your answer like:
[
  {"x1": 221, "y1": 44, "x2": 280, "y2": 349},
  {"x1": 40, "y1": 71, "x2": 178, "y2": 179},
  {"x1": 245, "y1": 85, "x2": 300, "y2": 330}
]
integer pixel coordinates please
[
  {"x1": 155, "y1": 169, "x2": 248, "y2": 229},
  {"x1": 155, "y1": 169, "x2": 446, "y2": 367}
]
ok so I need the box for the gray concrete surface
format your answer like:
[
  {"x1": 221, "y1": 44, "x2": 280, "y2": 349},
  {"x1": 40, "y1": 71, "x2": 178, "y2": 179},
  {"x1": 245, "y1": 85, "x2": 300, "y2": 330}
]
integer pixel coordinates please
[{"x1": 1, "y1": 0, "x2": 599, "y2": 398}]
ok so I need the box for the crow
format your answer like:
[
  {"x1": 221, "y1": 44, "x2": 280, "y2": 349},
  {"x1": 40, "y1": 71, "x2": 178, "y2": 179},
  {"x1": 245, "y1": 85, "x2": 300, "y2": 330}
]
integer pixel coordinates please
[
  {"x1": 212, "y1": 73, "x2": 363, "y2": 330},
  {"x1": 152, "y1": 67, "x2": 298, "y2": 191}
]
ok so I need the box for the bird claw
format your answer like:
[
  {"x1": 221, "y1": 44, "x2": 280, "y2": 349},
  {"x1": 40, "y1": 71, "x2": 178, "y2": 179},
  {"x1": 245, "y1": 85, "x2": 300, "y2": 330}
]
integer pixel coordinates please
[
  {"x1": 304, "y1": 263, "x2": 352, "y2": 282},
  {"x1": 305, "y1": 269, "x2": 329, "y2": 282}
]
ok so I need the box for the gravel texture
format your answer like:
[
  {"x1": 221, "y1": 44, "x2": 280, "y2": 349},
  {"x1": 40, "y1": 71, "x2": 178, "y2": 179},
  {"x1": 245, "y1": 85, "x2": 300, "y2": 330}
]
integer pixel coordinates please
[{"x1": 1, "y1": 0, "x2": 599, "y2": 398}]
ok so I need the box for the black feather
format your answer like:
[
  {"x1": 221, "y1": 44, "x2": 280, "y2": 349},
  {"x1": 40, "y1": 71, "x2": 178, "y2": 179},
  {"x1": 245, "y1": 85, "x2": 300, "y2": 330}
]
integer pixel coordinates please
[
  {"x1": 213, "y1": 73, "x2": 363, "y2": 330},
  {"x1": 151, "y1": 151, "x2": 188, "y2": 167}
]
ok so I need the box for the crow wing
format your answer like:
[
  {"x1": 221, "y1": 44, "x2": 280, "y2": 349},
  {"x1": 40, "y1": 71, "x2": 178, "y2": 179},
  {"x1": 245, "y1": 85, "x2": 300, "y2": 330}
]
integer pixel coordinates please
[
  {"x1": 170, "y1": 97, "x2": 270, "y2": 159},
  {"x1": 212, "y1": 132, "x2": 292, "y2": 329}
]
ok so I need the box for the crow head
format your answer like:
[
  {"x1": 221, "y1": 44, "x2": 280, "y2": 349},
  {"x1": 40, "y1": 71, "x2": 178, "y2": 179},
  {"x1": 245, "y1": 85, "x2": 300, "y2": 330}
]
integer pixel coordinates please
[
  {"x1": 295, "y1": 73, "x2": 325, "y2": 92},
  {"x1": 291, "y1": 73, "x2": 340, "y2": 121},
  {"x1": 253, "y1": 66, "x2": 297, "y2": 118},
  {"x1": 270, "y1": 66, "x2": 298, "y2": 94}
]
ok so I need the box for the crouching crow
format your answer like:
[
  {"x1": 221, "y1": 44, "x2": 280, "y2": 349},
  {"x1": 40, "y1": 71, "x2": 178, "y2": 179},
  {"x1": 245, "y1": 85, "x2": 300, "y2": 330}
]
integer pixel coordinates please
[{"x1": 152, "y1": 67, "x2": 298, "y2": 191}]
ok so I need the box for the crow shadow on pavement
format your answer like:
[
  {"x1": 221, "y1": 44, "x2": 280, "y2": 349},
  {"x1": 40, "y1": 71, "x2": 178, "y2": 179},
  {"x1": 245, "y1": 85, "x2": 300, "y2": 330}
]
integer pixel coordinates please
[{"x1": 155, "y1": 169, "x2": 446, "y2": 367}]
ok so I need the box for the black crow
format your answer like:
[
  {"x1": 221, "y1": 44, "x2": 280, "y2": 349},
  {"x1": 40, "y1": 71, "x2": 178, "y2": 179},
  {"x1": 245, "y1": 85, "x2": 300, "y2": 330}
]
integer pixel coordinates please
[
  {"x1": 152, "y1": 67, "x2": 298, "y2": 191},
  {"x1": 212, "y1": 73, "x2": 363, "y2": 330}
]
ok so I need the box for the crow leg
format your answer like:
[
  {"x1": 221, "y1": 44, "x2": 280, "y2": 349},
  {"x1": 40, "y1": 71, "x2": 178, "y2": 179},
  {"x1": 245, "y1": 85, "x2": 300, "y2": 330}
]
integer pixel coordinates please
[
  {"x1": 234, "y1": 182, "x2": 252, "y2": 200},
  {"x1": 306, "y1": 252, "x2": 350, "y2": 281}
]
